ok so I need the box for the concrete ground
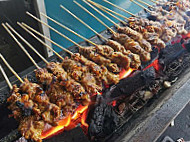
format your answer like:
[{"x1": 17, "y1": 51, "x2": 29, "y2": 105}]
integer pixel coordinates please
[{"x1": 157, "y1": 102, "x2": 190, "y2": 142}]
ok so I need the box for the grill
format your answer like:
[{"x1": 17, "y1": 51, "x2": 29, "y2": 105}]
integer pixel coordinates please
[{"x1": 0, "y1": 0, "x2": 190, "y2": 142}]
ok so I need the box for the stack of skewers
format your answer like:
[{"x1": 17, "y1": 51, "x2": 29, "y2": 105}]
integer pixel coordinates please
[{"x1": 0, "y1": 0, "x2": 189, "y2": 141}]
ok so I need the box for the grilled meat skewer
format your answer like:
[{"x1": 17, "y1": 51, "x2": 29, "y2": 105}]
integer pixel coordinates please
[{"x1": 112, "y1": 33, "x2": 151, "y2": 62}]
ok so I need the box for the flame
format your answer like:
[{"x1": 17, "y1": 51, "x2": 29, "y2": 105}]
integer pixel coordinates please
[
  {"x1": 119, "y1": 68, "x2": 134, "y2": 79},
  {"x1": 143, "y1": 59, "x2": 160, "y2": 71},
  {"x1": 81, "y1": 109, "x2": 89, "y2": 128},
  {"x1": 182, "y1": 32, "x2": 190, "y2": 39},
  {"x1": 41, "y1": 105, "x2": 88, "y2": 140},
  {"x1": 72, "y1": 105, "x2": 88, "y2": 120},
  {"x1": 40, "y1": 67, "x2": 136, "y2": 140}
]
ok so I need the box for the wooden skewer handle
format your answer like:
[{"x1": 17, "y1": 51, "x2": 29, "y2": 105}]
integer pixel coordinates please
[{"x1": 0, "y1": 65, "x2": 13, "y2": 90}]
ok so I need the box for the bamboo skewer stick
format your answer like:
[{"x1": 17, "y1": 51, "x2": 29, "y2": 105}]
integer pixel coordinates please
[
  {"x1": 148, "y1": 0, "x2": 159, "y2": 4},
  {"x1": 7, "y1": 24, "x2": 44, "y2": 71},
  {"x1": 87, "y1": 0, "x2": 127, "y2": 25},
  {"x1": 89, "y1": 1, "x2": 129, "y2": 20},
  {"x1": 5, "y1": 23, "x2": 43, "y2": 70},
  {"x1": 26, "y1": 11, "x2": 91, "y2": 49},
  {"x1": 83, "y1": 0, "x2": 120, "y2": 28},
  {"x1": 2, "y1": 23, "x2": 41, "y2": 69},
  {"x1": 21, "y1": 22, "x2": 73, "y2": 55},
  {"x1": 0, "y1": 53, "x2": 24, "y2": 83},
  {"x1": 77, "y1": 1, "x2": 115, "y2": 34},
  {"x1": 26, "y1": 12, "x2": 85, "y2": 50},
  {"x1": 60, "y1": 1, "x2": 107, "y2": 41},
  {"x1": 130, "y1": 0, "x2": 152, "y2": 13},
  {"x1": 0, "y1": 65, "x2": 13, "y2": 89},
  {"x1": 40, "y1": 12, "x2": 97, "y2": 46},
  {"x1": 17, "y1": 22, "x2": 64, "y2": 61},
  {"x1": 73, "y1": 1, "x2": 117, "y2": 38},
  {"x1": 87, "y1": 0, "x2": 125, "y2": 27},
  {"x1": 136, "y1": 0, "x2": 169, "y2": 14},
  {"x1": 135, "y1": 0, "x2": 154, "y2": 9},
  {"x1": 103, "y1": 0, "x2": 137, "y2": 17},
  {"x1": 98, "y1": 5, "x2": 127, "y2": 25},
  {"x1": 74, "y1": 1, "x2": 116, "y2": 35}
]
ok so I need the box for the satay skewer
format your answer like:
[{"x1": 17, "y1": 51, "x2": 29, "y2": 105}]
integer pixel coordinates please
[
  {"x1": 0, "y1": 64, "x2": 13, "y2": 89},
  {"x1": 26, "y1": 12, "x2": 123, "y2": 73},
  {"x1": 102, "y1": 0, "x2": 137, "y2": 17},
  {"x1": 86, "y1": 0, "x2": 152, "y2": 52},
  {"x1": 20, "y1": 23, "x2": 120, "y2": 85},
  {"x1": 80, "y1": 0, "x2": 151, "y2": 61},
  {"x1": 61, "y1": 1, "x2": 140, "y2": 70}
]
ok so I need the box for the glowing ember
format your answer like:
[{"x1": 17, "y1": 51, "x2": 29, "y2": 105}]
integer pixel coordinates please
[
  {"x1": 119, "y1": 68, "x2": 134, "y2": 79},
  {"x1": 81, "y1": 109, "x2": 89, "y2": 128},
  {"x1": 111, "y1": 100, "x2": 117, "y2": 107},
  {"x1": 182, "y1": 32, "x2": 190, "y2": 39},
  {"x1": 41, "y1": 68, "x2": 135, "y2": 140},
  {"x1": 143, "y1": 59, "x2": 160, "y2": 71},
  {"x1": 41, "y1": 105, "x2": 88, "y2": 140},
  {"x1": 72, "y1": 105, "x2": 88, "y2": 120}
]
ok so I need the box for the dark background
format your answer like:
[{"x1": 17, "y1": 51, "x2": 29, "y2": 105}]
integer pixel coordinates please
[{"x1": 0, "y1": 0, "x2": 47, "y2": 82}]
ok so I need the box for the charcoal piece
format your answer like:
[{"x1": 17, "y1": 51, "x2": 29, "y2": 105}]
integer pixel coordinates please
[
  {"x1": 184, "y1": 42, "x2": 190, "y2": 52},
  {"x1": 0, "y1": 129, "x2": 21, "y2": 142},
  {"x1": 44, "y1": 127, "x2": 89, "y2": 142},
  {"x1": 103, "y1": 67, "x2": 156, "y2": 102},
  {"x1": 88, "y1": 103, "x2": 119, "y2": 139},
  {"x1": 0, "y1": 104, "x2": 18, "y2": 140},
  {"x1": 141, "y1": 48, "x2": 158, "y2": 69},
  {"x1": 159, "y1": 43, "x2": 185, "y2": 66}
]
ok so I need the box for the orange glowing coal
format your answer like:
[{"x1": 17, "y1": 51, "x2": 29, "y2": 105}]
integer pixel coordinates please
[
  {"x1": 182, "y1": 32, "x2": 190, "y2": 39},
  {"x1": 41, "y1": 105, "x2": 88, "y2": 140},
  {"x1": 119, "y1": 68, "x2": 134, "y2": 79},
  {"x1": 41, "y1": 68, "x2": 135, "y2": 140},
  {"x1": 186, "y1": 32, "x2": 190, "y2": 38},
  {"x1": 144, "y1": 59, "x2": 160, "y2": 71}
]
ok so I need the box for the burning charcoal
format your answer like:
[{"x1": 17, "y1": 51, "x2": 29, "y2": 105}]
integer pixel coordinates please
[
  {"x1": 184, "y1": 42, "x2": 190, "y2": 52},
  {"x1": 44, "y1": 127, "x2": 89, "y2": 142},
  {"x1": 159, "y1": 43, "x2": 185, "y2": 66},
  {"x1": 88, "y1": 103, "x2": 119, "y2": 139},
  {"x1": 103, "y1": 67, "x2": 156, "y2": 102}
]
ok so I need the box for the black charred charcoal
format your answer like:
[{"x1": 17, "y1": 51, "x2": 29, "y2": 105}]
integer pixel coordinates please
[
  {"x1": 88, "y1": 103, "x2": 119, "y2": 139},
  {"x1": 141, "y1": 48, "x2": 159, "y2": 69},
  {"x1": 184, "y1": 42, "x2": 190, "y2": 52},
  {"x1": 103, "y1": 67, "x2": 156, "y2": 102},
  {"x1": 44, "y1": 127, "x2": 89, "y2": 142},
  {"x1": 159, "y1": 43, "x2": 185, "y2": 66}
]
